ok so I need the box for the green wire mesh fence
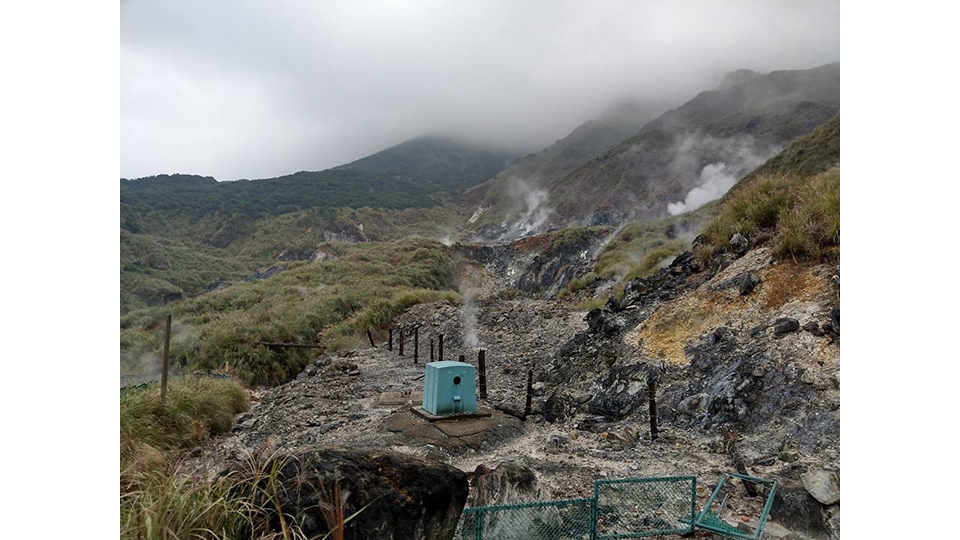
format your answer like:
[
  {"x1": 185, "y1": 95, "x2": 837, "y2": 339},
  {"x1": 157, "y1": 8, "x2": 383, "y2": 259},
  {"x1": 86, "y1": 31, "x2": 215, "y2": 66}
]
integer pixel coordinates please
[
  {"x1": 694, "y1": 473, "x2": 778, "y2": 540},
  {"x1": 455, "y1": 476, "x2": 699, "y2": 540},
  {"x1": 456, "y1": 498, "x2": 595, "y2": 540},
  {"x1": 592, "y1": 476, "x2": 697, "y2": 539}
]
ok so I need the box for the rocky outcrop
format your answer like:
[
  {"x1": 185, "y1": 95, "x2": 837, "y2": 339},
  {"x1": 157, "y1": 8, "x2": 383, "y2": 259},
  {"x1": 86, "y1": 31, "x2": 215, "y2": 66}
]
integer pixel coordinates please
[
  {"x1": 262, "y1": 449, "x2": 468, "y2": 540},
  {"x1": 467, "y1": 461, "x2": 541, "y2": 507}
]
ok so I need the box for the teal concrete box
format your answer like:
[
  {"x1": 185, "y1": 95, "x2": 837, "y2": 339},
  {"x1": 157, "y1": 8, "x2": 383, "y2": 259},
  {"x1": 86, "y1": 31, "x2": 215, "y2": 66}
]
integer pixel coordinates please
[{"x1": 421, "y1": 361, "x2": 477, "y2": 416}]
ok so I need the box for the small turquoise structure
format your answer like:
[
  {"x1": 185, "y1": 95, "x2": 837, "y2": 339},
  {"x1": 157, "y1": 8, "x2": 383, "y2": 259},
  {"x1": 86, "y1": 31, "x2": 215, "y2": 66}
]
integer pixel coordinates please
[{"x1": 421, "y1": 361, "x2": 477, "y2": 415}]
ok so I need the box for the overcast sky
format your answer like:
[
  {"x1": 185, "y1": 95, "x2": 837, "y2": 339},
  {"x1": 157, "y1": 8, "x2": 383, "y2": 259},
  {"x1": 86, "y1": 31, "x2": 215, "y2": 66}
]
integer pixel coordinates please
[{"x1": 121, "y1": 0, "x2": 839, "y2": 180}]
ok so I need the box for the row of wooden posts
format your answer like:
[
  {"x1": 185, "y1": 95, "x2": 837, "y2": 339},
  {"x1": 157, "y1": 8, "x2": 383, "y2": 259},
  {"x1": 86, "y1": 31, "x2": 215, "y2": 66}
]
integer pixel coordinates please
[
  {"x1": 373, "y1": 325, "x2": 549, "y2": 419},
  {"x1": 156, "y1": 314, "x2": 658, "y2": 437}
]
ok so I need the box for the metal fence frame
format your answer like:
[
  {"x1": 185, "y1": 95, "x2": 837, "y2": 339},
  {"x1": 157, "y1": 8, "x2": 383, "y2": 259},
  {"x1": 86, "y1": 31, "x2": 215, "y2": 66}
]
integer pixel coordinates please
[
  {"x1": 591, "y1": 476, "x2": 697, "y2": 539},
  {"x1": 457, "y1": 476, "x2": 702, "y2": 540},
  {"x1": 458, "y1": 497, "x2": 595, "y2": 540},
  {"x1": 694, "y1": 473, "x2": 778, "y2": 540}
]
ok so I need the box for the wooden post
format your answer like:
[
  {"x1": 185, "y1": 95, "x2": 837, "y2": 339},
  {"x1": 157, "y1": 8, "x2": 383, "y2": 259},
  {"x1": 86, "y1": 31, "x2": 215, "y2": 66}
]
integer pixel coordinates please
[
  {"x1": 458, "y1": 354, "x2": 465, "y2": 363},
  {"x1": 388, "y1": 328, "x2": 393, "y2": 351},
  {"x1": 438, "y1": 334, "x2": 444, "y2": 361},
  {"x1": 160, "y1": 314, "x2": 172, "y2": 406},
  {"x1": 399, "y1": 326, "x2": 404, "y2": 356},
  {"x1": 366, "y1": 329, "x2": 376, "y2": 348},
  {"x1": 478, "y1": 349, "x2": 487, "y2": 399},
  {"x1": 413, "y1": 326, "x2": 419, "y2": 364},
  {"x1": 524, "y1": 369, "x2": 533, "y2": 417},
  {"x1": 647, "y1": 367, "x2": 659, "y2": 441},
  {"x1": 722, "y1": 429, "x2": 759, "y2": 497},
  {"x1": 430, "y1": 338, "x2": 434, "y2": 361}
]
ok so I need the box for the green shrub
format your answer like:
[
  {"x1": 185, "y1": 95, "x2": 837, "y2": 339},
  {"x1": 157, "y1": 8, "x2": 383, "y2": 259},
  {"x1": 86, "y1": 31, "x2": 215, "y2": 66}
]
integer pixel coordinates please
[
  {"x1": 774, "y1": 167, "x2": 840, "y2": 259},
  {"x1": 702, "y1": 167, "x2": 840, "y2": 259},
  {"x1": 120, "y1": 378, "x2": 249, "y2": 463},
  {"x1": 557, "y1": 272, "x2": 597, "y2": 299}
]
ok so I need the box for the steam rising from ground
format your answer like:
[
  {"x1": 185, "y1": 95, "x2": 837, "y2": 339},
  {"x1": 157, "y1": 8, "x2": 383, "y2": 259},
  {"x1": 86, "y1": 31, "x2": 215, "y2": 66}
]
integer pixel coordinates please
[
  {"x1": 667, "y1": 133, "x2": 780, "y2": 215},
  {"x1": 500, "y1": 179, "x2": 553, "y2": 240},
  {"x1": 120, "y1": 321, "x2": 200, "y2": 385},
  {"x1": 462, "y1": 294, "x2": 479, "y2": 348}
]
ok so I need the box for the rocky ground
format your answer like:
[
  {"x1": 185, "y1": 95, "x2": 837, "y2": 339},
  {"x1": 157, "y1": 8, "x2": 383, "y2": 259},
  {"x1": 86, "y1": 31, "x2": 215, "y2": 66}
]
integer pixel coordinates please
[{"x1": 192, "y1": 240, "x2": 840, "y2": 539}]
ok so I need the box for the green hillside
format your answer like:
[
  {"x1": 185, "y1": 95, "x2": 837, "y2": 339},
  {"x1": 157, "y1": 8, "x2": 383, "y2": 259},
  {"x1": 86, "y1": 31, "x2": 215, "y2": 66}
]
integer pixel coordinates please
[
  {"x1": 120, "y1": 138, "x2": 516, "y2": 312},
  {"x1": 120, "y1": 238, "x2": 458, "y2": 386}
]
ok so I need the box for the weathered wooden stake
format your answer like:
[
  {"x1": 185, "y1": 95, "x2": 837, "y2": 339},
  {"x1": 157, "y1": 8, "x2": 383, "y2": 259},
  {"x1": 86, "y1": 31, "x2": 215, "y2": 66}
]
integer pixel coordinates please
[
  {"x1": 430, "y1": 338, "x2": 434, "y2": 361},
  {"x1": 647, "y1": 367, "x2": 659, "y2": 441},
  {"x1": 458, "y1": 354, "x2": 465, "y2": 363},
  {"x1": 413, "y1": 326, "x2": 419, "y2": 364},
  {"x1": 388, "y1": 328, "x2": 393, "y2": 351},
  {"x1": 722, "y1": 429, "x2": 759, "y2": 497},
  {"x1": 478, "y1": 349, "x2": 487, "y2": 399},
  {"x1": 438, "y1": 334, "x2": 444, "y2": 361},
  {"x1": 160, "y1": 314, "x2": 172, "y2": 406},
  {"x1": 399, "y1": 326, "x2": 404, "y2": 356},
  {"x1": 366, "y1": 328, "x2": 376, "y2": 348},
  {"x1": 524, "y1": 369, "x2": 534, "y2": 417}
]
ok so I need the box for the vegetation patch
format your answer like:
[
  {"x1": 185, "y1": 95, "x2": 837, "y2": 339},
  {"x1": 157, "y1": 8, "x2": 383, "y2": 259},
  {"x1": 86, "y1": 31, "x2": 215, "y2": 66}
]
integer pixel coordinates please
[
  {"x1": 120, "y1": 238, "x2": 459, "y2": 386},
  {"x1": 702, "y1": 166, "x2": 840, "y2": 260},
  {"x1": 120, "y1": 379, "x2": 320, "y2": 539}
]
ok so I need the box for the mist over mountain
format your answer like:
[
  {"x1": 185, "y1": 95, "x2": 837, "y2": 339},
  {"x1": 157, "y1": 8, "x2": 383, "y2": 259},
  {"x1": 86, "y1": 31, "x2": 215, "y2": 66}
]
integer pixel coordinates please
[
  {"x1": 464, "y1": 63, "x2": 839, "y2": 239},
  {"x1": 121, "y1": 0, "x2": 839, "y2": 180}
]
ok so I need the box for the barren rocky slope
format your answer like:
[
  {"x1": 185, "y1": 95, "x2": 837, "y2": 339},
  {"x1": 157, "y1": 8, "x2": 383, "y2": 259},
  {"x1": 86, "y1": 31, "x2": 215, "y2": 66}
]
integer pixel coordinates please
[{"x1": 193, "y1": 234, "x2": 840, "y2": 539}]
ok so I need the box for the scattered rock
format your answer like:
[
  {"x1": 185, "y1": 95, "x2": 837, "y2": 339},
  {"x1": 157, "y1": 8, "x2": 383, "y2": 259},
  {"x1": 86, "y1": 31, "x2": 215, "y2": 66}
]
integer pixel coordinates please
[
  {"x1": 531, "y1": 382, "x2": 546, "y2": 396},
  {"x1": 800, "y1": 468, "x2": 840, "y2": 505},
  {"x1": 586, "y1": 308, "x2": 622, "y2": 335},
  {"x1": 802, "y1": 321, "x2": 824, "y2": 336},
  {"x1": 323, "y1": 359, "x2": 359, "y2": 375},
  {"x1": 730, "y1": 233, "x2": 750, "y2": 254},
  {"x1": 831, "y1": 306, "x2": 840, "y2": 335},
  {"x1": 678, "y1": 393, "x2": 711, "y2": 415},
  {"x1": 739, "y1": 272, "x2": 761, "y2": 295},
  {"x1": 542, "y1": 392, "x2": 568, "y2": 423},
  {"x1": 589, "y1": 364, "x2": 648, "y2": 420},
  {"x1": 545, "y1": 433, "x2": 570, "y2": 452},
  {"x1": 773, "y1": 318, "x2": 800, "y2": 336},
  {"x1": 800, "y1": 370, "x2": 816, "y2": 384},
  {"x1": 578, "y1": 415, "x2": 609, "y2": 433},
  {"x1": 605, "y1": 295, "x2": 622, "y2": 313}
]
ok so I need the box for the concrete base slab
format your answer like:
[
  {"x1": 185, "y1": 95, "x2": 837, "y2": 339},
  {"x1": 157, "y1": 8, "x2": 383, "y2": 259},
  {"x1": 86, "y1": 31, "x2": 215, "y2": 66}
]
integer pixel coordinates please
[{"x1": 411, "y1": 405, "x2": 493, "y2": 422}]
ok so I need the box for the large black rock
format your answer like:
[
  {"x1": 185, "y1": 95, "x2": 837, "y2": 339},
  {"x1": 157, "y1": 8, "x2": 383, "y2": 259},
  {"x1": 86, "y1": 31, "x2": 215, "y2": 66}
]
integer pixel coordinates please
[{"x1": 264, "y1": 449, "x2": 468, "y2": 540}]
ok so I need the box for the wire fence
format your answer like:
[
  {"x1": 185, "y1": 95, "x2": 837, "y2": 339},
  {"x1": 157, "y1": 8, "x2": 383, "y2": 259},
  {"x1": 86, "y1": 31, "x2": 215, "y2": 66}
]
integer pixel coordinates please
[
  {"x1": 456, "y1": 498, "x2": 594, "y2": 540},
  {"x1": 456, "y1": 477, "x2": 698, "y2": 540},
  {"x1": 592, "y1": 476, "x2": 696, "y2": 539}
]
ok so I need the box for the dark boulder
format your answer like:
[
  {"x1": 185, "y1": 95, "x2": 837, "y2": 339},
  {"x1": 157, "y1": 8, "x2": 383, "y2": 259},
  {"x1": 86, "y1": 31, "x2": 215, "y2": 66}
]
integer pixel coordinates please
[
  {"x1": 542, "y1": 392, "x2": 568, "y2": 423},
  {"x1": 739, "y1": 273, "x2": 761, "y2": 296},
  {"x1": 605, "y1": 295, "x2": 622, "y2": 313},
  {"x1": 730, "y1": 233, "x2": 750, "y2": 255},
  {"x1": 769, "y1": 480, "x2": 832, "y2": 538},
  {"x1": 585, "y1": 308, "x2": 622, "y2": 335},
  {"x1": 589, "y1": 364, "x2": 647, "y2": 419},
  {"x1": 831, "y1": 306, "x2": 839, "y2": 335},
  {"x1": 586, "y1": 308, "x2": 605, "y2": 332},
  {"x1": 263, "y1": 449, "x2": 468, "y2": 540},
  {"x1": 803, "y1": 321, "x2": 824, "y2": 336},
  {"x1": 773, "y1": 318, "x2": 800, "y2": 336},
  {"x1": 467, "y1": 461, "x2": 540, "y2": 507}
]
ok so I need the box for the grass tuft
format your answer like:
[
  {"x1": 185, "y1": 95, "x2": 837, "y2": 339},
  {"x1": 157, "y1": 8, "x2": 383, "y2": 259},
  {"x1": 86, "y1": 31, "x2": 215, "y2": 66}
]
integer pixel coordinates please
[{"x1": 701, "y1": 166, "x2": 840, "y2": 260}]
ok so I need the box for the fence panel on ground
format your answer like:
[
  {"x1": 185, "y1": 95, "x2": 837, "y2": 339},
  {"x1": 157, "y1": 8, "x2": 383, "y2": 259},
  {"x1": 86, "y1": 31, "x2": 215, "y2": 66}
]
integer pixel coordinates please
[
  {"x1": 456, "y1": 498, "x2": 594, "y2": 540},
  {"x1": 592, "y1": 476, "x2": 697, "y2": 539}
]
